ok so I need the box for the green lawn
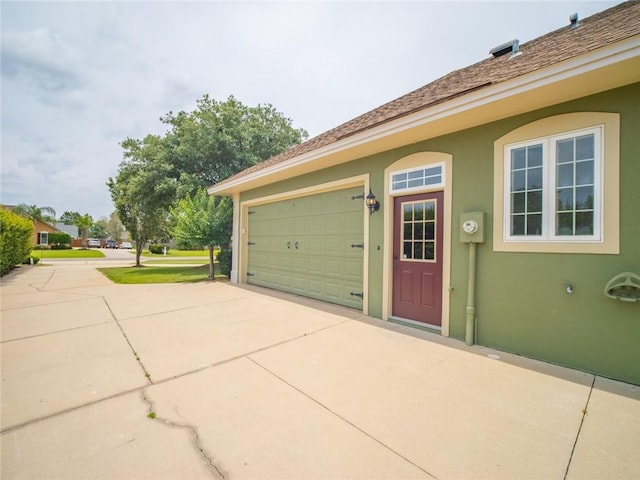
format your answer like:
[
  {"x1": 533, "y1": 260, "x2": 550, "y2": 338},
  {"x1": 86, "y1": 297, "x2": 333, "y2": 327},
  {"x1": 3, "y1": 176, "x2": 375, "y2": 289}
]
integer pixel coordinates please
[
  {"x1": 143, "y1": 259, "x2": 210, "y2": 265},
  {"x1": 97, "y1": 265, "x2": 226, "y2": 284},
  {"x1": 34, "y1": 249, "x2": 105, "y2": 258}
]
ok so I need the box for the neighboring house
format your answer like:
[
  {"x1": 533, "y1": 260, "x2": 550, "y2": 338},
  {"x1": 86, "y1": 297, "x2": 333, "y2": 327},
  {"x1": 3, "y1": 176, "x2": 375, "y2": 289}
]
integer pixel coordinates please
[
  {"x1": 2, "y1": 205, "x2": 62, "y2": 247},
  {"x1": 209, "y1": 2, "x2": 640, "y2": 384},
  {"x1": 54, "y1": 223, "x2": 79, "y2": 238}
]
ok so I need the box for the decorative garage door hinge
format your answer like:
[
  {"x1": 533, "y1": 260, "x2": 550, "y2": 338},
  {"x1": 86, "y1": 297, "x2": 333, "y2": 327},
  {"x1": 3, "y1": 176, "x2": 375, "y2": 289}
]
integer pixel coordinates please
[
  {"x1": 248, "y1": 241, "x2": 256, "y2": 246},
  {"x1": 248, "y1": 210, "x2": 256, "y2": 215},
  {"x1": 350, "y1": 292, "x2": 364, "y2": 299},
  {"x1": 350, "y1": 243, "x2": 364, "y2": 249}
]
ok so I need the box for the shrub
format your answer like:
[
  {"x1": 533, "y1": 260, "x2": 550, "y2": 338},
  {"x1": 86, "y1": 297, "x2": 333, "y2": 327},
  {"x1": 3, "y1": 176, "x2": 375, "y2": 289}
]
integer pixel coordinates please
[
  {"x1": 217, "y1": 248, "x2": 232, "y2": 278},
  {"x1": 0, "y1": 208, "x2": 34, "y2": 275},
  {"x1": 22, "y1": 255, "x2": 40, "y2": 265},
  {"x1": 149, "y1": 244, "x2": 171, "y2": 254},
  {"x1": 49, "y1": 232, "x2": 72, "y2": 248},
  {"x1": 50, "y1": 244, "x2": 72, "y2": 250}
]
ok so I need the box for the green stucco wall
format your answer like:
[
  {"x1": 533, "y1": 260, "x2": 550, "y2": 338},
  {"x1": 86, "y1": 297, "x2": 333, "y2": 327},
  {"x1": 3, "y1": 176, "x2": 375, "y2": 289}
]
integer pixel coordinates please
[{"x1": 240, "y1": 83, "x2": 640, "y2": 384}]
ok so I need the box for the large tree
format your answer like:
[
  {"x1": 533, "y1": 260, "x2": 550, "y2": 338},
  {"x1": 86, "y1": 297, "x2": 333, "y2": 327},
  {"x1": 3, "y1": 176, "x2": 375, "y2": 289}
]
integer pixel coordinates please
[
  {"x1": 110, "y1": 95, "x2": 306, "y2": 266},
  {"x1": 59, "y1": 211, "x2": 81, "y2": 225},
  {"x1": 170, "y1": 190, "x2": 232, "y2": 280},
  {"x1": 159, "y1": 95, "x2": 307, "y2": 195},
  {"x1": 107, "y1": 139, "x2": 176, "y2": 266}
]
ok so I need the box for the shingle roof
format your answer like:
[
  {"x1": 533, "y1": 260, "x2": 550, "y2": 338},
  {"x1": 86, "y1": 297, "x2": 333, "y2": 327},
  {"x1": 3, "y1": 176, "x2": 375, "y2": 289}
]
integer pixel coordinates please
[{"x1": 217, "y1": 0, "x2": 640, "y2": 187}]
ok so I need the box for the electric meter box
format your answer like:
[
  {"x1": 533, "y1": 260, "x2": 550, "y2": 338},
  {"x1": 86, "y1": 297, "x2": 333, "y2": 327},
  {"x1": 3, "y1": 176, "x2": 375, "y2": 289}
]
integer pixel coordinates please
[{"x1": 460, "y1": 211, "x2": 485, "y2": 243}]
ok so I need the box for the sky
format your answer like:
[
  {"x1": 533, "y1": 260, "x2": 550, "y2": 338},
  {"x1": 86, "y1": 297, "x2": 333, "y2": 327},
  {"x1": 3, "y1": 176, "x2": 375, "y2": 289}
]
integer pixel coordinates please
[{"x1": 1, "y1": 0, "x2": 620, "y2": 220}]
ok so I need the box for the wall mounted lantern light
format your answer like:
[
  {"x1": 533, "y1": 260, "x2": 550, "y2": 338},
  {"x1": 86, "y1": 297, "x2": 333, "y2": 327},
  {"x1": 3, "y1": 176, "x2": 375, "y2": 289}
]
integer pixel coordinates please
[{"x1": 365, "y1": 188, "x2": 380, "y2": 215}]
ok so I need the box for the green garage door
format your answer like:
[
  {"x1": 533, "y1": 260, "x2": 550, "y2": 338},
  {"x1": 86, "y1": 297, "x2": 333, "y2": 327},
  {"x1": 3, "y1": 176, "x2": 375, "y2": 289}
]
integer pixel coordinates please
[{"x1": 247, "y1": 186, "x2": 364, "y2": 309}]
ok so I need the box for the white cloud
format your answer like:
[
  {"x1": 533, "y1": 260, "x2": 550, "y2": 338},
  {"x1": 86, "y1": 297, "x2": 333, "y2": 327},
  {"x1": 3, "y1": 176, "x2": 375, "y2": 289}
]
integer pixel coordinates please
[{"x1": 1, "y1": 0, "x2": 620, "y2": 218}]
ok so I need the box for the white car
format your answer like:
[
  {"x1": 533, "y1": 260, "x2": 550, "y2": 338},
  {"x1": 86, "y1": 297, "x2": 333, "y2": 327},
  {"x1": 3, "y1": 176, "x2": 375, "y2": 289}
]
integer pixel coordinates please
[
  {"x1": 87, "y1": 239, "x2": 101, "y2": 248},
  {"x1": 120, "y1": 241, "x2": 133, "y2": 249}
]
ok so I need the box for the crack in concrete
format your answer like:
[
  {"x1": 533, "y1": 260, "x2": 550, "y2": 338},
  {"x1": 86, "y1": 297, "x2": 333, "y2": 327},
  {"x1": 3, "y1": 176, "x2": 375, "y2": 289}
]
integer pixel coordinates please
[
  {"x1": 140, "y1": 390, "x2": 225, "y2": 479},
  {"x1": 563, "y1": 375, "x2": 596, "y2": 480},
  {"x1": 102, "y1": 297, "x2": 154, "y2": 384}
]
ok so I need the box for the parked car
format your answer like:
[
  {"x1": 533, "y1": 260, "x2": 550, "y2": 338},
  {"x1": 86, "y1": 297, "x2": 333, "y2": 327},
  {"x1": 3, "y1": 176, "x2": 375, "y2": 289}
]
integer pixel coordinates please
[
  {"x1": 87, "y1": 239, "x2": 101, "y2": 248},
  {"x1": 104, "y1": 239, "x2": 117, "y2": 248},
  {"x1": 120, "y1": 241, "x2": 133, "y2": 249}
]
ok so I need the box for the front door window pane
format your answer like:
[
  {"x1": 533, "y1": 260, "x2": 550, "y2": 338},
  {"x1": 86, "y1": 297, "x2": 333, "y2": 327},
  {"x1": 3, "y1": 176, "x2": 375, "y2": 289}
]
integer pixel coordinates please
[{"x1": 400, "y1": 200, "x2": 437, "y2": 262}]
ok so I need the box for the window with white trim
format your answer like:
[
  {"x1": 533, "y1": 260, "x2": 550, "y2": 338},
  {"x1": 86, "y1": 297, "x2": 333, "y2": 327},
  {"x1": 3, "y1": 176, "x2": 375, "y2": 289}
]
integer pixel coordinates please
[
  {"x1": 505, "y1": 126, "x2": 602, "y2": 241},
  {"x1": 391, "y1": 163, "x2": 444, "y2": 193},
  {"x1": 37, "y1": 232, "x2": 49, "y2": 246}
]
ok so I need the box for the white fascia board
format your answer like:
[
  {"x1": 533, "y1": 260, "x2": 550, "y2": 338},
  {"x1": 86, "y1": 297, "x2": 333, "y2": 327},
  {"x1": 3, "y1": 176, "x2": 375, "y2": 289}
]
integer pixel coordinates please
[{"x1": 209, "y1": 36, "x2": 640, "y2": 196}]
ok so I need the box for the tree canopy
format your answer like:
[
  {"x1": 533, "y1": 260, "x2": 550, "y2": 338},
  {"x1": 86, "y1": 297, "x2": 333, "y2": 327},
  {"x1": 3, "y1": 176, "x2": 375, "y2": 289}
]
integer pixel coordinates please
[{"x1": 108, "y1": 95, "x2": 307, "y2": 266}]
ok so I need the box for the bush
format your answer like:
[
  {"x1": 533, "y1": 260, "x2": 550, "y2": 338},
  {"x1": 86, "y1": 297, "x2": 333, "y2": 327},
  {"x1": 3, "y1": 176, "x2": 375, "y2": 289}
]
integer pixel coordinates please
[
  {"x1": 22, "y1": 255, "x2": 41, "y2": 265},
  {"x1": 50, "y1": 244, "x2": 72, "y2": 250},
  {"x1": 217, "y1": 248, "x2": 232, "y2": 278},
  {"x1": 149, "y1": 244, "x2": 171, "y2": 254},
  {"x1": 49, "y1": 232, "x2": 72, "y2": 248},
  {"x1": 0, "y1": 208, "x2": 34, "y2": 275}
]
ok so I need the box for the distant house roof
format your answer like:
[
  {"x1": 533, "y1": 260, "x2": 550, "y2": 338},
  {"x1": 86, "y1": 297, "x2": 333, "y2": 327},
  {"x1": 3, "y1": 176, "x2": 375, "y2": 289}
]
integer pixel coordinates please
[
  {"x1": 55, "y1": 223, "x2": 79, "y2": 238},
  {"x1": 210, "y1": 0, "x2": 640, "y2": 193}
]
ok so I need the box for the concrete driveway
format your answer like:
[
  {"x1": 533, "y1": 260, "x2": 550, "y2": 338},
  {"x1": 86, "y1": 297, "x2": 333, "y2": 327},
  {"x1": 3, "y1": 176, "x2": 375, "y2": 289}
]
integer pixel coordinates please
[{"x1": 1, "y1": 260, "x2": 639, "y2": 479}]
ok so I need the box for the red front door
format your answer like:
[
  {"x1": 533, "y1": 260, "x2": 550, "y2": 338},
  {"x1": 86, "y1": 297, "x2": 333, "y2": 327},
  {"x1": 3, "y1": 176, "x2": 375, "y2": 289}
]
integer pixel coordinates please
[{"x1": 392, "y1": 192, "x2": 443, "y2": 326}]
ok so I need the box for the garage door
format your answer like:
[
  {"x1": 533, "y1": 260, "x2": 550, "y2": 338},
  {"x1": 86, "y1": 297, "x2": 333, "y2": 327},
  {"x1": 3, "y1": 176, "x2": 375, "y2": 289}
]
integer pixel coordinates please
[{"x1": 247, "y1": 186, "x2": 365, "y2": 309}]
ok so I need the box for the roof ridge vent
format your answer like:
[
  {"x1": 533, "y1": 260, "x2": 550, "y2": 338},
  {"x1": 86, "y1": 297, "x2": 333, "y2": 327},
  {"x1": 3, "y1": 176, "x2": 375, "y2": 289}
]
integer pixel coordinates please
[
  {"x1": 489, "y1": 39, "x2": 520, "y2": 58},
  {"x1": 569, "y1": 12, "x2": 579, "y2": 29}
]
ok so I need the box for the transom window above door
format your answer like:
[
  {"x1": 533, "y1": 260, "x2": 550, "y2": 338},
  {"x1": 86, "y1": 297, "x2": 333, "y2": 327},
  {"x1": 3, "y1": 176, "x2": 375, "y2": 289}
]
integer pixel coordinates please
[
  {"x1": 401, "y1": 199, "x2": 437, "y2": 262},
  {"x1": 391, "y1": 163, "x2": 444, "y2": 193}
]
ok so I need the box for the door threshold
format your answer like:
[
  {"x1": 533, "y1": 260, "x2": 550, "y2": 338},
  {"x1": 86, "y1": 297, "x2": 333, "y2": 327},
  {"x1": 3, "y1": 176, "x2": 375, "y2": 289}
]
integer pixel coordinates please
[{"x1": 389, "y1": 316, "x2": 442, "y2": 334}]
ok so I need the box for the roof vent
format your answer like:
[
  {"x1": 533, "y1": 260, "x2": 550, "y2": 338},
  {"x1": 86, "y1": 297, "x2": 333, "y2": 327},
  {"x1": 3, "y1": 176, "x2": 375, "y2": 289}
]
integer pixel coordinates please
[
  {"x1": 569, "y1": 12, "x2": 579, "y2": 28},
  {"x1": 489, "y1": 39, "x2": 521, "y2": 59}
]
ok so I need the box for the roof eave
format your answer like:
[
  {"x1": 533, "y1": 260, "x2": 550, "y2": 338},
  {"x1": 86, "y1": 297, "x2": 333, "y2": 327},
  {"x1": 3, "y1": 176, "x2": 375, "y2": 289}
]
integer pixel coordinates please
[{"x1": 209, "y1": 35, "x2": 640, "y2": 196}]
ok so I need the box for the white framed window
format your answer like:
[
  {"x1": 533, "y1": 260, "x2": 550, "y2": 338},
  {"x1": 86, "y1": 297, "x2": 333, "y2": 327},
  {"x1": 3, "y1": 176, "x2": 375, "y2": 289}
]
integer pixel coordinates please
[
  {"x1": 37, "y1": 232, "x2": 49, "y2": 245},
  {"x1": 504, "y1": 126, "x2": 602, "y2": 242},
  {"x1": 390, "y1": 163, "x2": 444, "y2": 194}
]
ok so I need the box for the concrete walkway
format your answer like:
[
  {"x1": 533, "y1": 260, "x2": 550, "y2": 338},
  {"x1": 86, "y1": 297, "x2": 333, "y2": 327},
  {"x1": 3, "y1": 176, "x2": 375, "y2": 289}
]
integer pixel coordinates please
[{"x1": 1, "y1": 261, "x2": 638, "y2": 479}]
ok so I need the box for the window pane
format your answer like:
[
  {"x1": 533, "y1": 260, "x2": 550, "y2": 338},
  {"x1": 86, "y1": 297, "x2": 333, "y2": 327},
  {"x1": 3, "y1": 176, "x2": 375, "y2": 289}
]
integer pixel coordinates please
[
  {"x1": 512, "y1": 192, "x2": 525, "y2": 213},
  {"x1": 425, "y1": 176, "x2": 441, "y2": 186},
  {"x1": 403, "y1": 223, "x2": 413, "y2": 241},
  {"x1": 527, "y1": 167, "x2": 543, "y2": 189},
  {"x1": 393, "y1": 173, "x2": 407, "y2": 182},
  {"x1": 408, "y1": 170, "x2": 423, "y2": 179},
  {"x1": 403, "y1": 242, "x2": 412, "y2": 259},
  {"x1": 413, "y1": 242, "x2": 423, "y2": 260},
  {"x1": 408, "y1": 179, "x2": 423, "y2": 188},
  {"x1": 393, "y1": 181, "x2": 406, "y2": 190},
  {"x1": 557, "y1": 163, "x2": 574, "y2": 187},
  {"x1": 527, "y1": 214, "x2": 542, "y2": 236},
  {"x1": 424, "y1": 242, "x2": 435, "y2": 260},
  {"x1": 576, "y1": 134, "x2": 594, "y2": 160},
  {"x1": 511, "y1": 215, "x2": 525, "y2": 235},
  {"x1": 556, "y1": 188, "x2": 573, "y2": 211},
  {"x1": 403, "y1": 205, "x2": 412, "y2": 221},
  {"x1": 575, "y1": 186, "x2": 594, "y2": 210},
  {"x1": 512, "y1": 170, "x2": 526, "y2": 191},
  {"x1": 425, "y1": 222, "x2": 435, "y2": 240},
  {"x1": 415, "y1": 223, "x2": 424, "y2": 240},
  {"x1": 576, "y1": 160, "x2": 594, "y2": 185},
  {"x1": 576, "y1": 212, "x2": 594, "y2": 235},
  {"x1": 528, "y1": 144, "x2": 543, "y2": 167},
  {"x1": 556, "y1": 212, "x2": 574, "y2": 236},
  {"x1": 557, "y1": 139, "x2": 574, "y2": 164},
  {"x1": 424, "y1": 203, "x2": 435, "y2": 220},
  {"x1": 527, "y1": 191, "x2": 543, "y2": 213},
  {"x1": 414, "y1": 203, "x2": 423, "y2": 220},
  {"x1": 425, "y1": 166, "x2": 441, "y2": 177},
  {"x1": 511, "y1": 148, "x2": 526, "y2": 170}
]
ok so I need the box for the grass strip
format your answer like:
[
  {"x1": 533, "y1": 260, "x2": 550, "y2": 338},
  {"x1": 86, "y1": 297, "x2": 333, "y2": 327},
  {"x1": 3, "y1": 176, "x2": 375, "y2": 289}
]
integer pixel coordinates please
[
  {"x1": 97, "y1": 265, "x2": 226, "y2": 284},
  {"x1": 34, "y1": 249, "x2": 105, "y2": 258}
]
